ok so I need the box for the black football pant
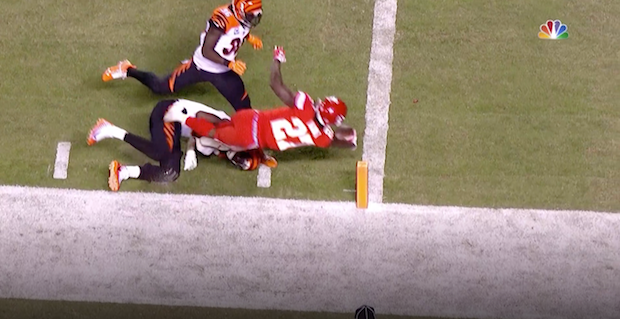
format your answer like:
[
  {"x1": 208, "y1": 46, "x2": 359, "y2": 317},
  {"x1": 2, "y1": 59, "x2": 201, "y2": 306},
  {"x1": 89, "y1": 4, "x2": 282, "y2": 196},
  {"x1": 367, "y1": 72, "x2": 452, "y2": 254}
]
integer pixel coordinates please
[
  {"x1": 123, "y1": 100, "x2": 183, "y2": 183},
  {"x1": 126, "y1": 59, "x2": 251, "y2": 111}
]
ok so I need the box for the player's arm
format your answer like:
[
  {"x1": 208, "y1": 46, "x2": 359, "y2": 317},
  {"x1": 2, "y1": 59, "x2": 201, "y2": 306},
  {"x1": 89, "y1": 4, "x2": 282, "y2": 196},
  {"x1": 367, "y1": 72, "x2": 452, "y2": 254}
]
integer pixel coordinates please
[
  {"x1": 183, "y1": 136, "x2": 198, "y2": 171},
  {"x1": 201, "y1": 22, "x2": 230, "y2": 66},
  {"x1": 330, "y1": 126, "x2": 357, "y2": 150},
  {"x1": 270, "y1": 47, "x2": 295, "y2": 107}
]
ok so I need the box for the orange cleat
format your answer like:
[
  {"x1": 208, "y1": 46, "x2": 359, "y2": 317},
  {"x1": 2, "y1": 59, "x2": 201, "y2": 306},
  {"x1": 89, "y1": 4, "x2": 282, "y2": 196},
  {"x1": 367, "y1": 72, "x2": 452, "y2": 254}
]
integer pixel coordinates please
[
  {"x1": 262, "y1": 154, "x2": 278, "y2": 168},
  {"x1": 87, "y1": 118, "x2": 112, "y2": 146},
  {"x1": 108, "y1": 160, "x2": 121, "y2": 192},
  {"x1": 102, "y1": 60, "x2": 135, "y2": 82}
]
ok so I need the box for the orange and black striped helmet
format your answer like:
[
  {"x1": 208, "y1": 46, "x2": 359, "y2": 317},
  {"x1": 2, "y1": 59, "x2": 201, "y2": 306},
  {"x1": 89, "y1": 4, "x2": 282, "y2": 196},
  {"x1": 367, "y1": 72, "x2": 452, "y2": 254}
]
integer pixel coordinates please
[{"x1": 232, "y1": 0, "x2": 262, "y2": 27}]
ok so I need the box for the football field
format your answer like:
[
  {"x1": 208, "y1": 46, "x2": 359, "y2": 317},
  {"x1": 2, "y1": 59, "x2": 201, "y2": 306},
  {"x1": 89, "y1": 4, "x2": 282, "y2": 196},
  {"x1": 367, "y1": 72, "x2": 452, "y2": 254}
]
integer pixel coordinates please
[
  {"x1": 1, "y1": 0, "x2": 620, "y2": 209},
  {"x1": 1, "y1": 0, "x2": 620, "y2": 318}
]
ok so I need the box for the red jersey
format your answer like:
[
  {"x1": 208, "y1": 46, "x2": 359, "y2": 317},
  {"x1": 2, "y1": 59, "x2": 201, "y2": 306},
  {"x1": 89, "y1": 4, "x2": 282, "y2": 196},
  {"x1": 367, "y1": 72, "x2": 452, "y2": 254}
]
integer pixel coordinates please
[{"x1": 257, "y1": 92, "x2": 334, "y2": 151}]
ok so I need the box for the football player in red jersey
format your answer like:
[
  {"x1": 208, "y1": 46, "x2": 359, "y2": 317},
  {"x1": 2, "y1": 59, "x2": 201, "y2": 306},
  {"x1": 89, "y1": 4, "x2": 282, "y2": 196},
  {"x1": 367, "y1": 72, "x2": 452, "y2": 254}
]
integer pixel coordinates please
[
  {"x1": 164, "y1": 46, "x2": 357, "y2": 168},
  {"x1": 101, "y1": 0, "x2": 263, "y2": 112}
]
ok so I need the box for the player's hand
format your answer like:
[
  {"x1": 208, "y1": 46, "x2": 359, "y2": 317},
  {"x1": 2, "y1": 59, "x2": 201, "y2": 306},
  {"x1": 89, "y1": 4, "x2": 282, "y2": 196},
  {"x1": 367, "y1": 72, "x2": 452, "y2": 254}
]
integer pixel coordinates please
[
  {"x1": 228, "y1": 60, "x2": 247, "y2": 75},
  {"x1": 335, "y1": 126, "x2": 357, "y2": 150},
  {"x1": 183, "y1": 150, "x2": 198, "y2": 171},
  {"x1": 349, "y1": 128, "x2": 357, "y2": 150},
  {"x1": 273, "y1": 46, "x2": 286, "y2": 63},
  {"x1": 163, "y1": 103, "x2": 189, "y2": 123},
  {"x1": 247, "y1": 34, "x2": 263, "y2": 50}
]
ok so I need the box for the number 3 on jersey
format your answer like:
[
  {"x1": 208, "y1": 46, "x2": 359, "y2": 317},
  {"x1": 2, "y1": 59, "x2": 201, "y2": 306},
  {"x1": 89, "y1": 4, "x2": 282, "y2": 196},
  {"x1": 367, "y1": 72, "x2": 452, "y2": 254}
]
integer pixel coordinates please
[
  {"x1": 223, "y1": 38, "x2": 241, "y2": 56},
  {"x1": 271, "y1": 117, "x2": 316, "y2": 150}
]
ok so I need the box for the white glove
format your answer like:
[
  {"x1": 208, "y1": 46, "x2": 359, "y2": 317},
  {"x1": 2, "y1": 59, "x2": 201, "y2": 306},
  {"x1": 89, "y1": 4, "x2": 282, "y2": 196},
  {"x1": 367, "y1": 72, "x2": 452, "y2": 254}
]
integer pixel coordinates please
[
  {"x1": 163, "y1": 103, "x2": 189, "y2": 123},
  {"x1": 273, "y1": 46, "x2": 286, "y2": 63},
  {"x1": 183, "y1": 150, "x2": 198, "y2": 171}
]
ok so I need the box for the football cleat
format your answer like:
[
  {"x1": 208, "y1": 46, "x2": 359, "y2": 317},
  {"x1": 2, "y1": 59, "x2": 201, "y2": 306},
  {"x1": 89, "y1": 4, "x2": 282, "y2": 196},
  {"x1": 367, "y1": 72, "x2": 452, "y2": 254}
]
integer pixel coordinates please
[
  {"x1": 87, "y1": 118, "x2": 113, "y2": 146},
  {"x1": 108, "y1": 160, "x2": 122, "y2": 192},
  {"x1": 261, "y1": 154, "x2": 278, "y2": 168},
  {"x1": 227, "y1": 150, "x2": 261, "y2": 171},
  {"x1": 102, "y1": 60, "x2": 135, "y2": 82}
]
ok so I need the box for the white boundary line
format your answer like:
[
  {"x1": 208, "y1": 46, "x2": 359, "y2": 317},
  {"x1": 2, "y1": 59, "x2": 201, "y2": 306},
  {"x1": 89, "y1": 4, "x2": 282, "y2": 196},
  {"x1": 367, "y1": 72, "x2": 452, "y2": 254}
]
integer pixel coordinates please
[
  {"x1": 362, "y1": 0, "x2": 398, "y2": 204},
  {"x1": 53, "y1": 142, "x2": 71, "y2": 180}
]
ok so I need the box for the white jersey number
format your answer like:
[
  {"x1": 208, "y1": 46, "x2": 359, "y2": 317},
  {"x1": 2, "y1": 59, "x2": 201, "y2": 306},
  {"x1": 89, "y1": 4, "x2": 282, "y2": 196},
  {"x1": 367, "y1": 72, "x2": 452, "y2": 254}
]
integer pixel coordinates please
[{"x1": 271, "y1": 117, "x2": 315, "y2": 150}]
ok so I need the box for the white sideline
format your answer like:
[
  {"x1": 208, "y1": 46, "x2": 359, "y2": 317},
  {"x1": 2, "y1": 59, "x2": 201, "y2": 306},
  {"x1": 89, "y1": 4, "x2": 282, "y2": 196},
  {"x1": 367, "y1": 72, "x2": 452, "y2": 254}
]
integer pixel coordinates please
[
  {"x1": 362, "y1": 0, "x2": 397, "y2": 204},
  {"x1": 1, "y1": 185, "x2": 619, "y2": 319},
  {"x1": 53, "y1": 142, "x2": 71, "y2": 180}
]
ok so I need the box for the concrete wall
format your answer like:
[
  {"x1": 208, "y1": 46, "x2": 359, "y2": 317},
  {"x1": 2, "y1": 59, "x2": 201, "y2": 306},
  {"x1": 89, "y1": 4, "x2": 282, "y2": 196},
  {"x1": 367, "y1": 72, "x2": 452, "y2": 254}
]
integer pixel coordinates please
[{"x1": 1, "y1": 186, "x2": 619, "y2": 319}]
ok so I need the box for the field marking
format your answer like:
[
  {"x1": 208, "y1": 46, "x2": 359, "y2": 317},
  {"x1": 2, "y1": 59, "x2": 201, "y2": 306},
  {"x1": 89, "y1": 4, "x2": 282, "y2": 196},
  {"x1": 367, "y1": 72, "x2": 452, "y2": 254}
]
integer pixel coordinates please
[
  {"x1": 1, "y1": 185, "x2": 619, "y2": 319},
  {"x1": 257, "y1": 164, "x2": 271, "y2": 188},
  {"x1": 52, "y1": 142, "x2": 71, "y2": 180},
  {"x1": 362, "y1": 0, "x2": 398, "y2": 205}
]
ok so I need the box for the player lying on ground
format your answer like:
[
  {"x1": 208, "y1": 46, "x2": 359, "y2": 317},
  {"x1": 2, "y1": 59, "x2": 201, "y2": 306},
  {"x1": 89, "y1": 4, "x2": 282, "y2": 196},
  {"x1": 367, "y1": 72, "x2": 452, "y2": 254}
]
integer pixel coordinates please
[
  {"x1": 164, "y1": 46, "x2": 358, "y2": 164},
  {"x1": 101, "y1": 0, "x2": 263, "y2": 111},
  {"x1": 87, "y1": 99, "x2": 232, "y2": 191}
]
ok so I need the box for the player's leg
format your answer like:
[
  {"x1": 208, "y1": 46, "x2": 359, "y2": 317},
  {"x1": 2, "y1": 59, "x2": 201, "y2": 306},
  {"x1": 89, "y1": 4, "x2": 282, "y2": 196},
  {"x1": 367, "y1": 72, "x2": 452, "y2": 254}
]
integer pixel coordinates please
[
  {"x1": 208, "y1": 71, "x2": 252, "y2": 111},
  {"x1": 88, "y1": 100, "x2": 177, "y2": 160},
  {"x1": 122, "y1": 100, "x2": 178, "y2": 161},
  {"x1": 127, "y1": 59, "x2": 204, "y2": 95},
  {"x1": 165, "y1": 59, "x2": 208, "y2": 93},
  {"x1": 108, "y1": 149, "x2": 182, "y2": 191},
  {"x1": 102, "y1": 59, "x2": 197, "y2": 95},
  {"x1": 125, "y1": 67, "x2": 172, "y2": 95},
  {"x1": 212, "y1": 109, "x2": 258, "y2": 148},
  {"x1": 108, "y1": 119, "x2": 183, "y2": 191}
]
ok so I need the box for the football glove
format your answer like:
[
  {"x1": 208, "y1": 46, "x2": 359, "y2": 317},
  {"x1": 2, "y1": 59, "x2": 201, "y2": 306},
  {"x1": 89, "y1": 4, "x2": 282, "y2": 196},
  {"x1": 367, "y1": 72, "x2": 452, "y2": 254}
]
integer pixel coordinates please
[
  {"x1": 183, "y1": 149, "x2": 198, "y2": 171},
  {"x1": 163, "y1": 103, "x2": 189, "y2": 123},
  {"x1": 247, "y1": 34, "x2": 263, "y2": 50},
  {"x1": 228, "y1": 60, "x2": 247, "y2": 75},
  {"x1": 273, "y1": 46, "x2": 286, "y2": 63}
]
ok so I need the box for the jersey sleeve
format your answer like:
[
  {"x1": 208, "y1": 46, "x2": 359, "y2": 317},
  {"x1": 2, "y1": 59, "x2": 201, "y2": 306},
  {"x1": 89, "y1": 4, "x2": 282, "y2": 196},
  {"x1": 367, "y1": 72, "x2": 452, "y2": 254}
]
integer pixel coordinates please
[
  {"x1": 314, "y1": 125, "x2": 334, "y2": 148},
  {"x1": 208, "y1": 8, "x2": 229, "y2": 31},
  {"x1": 293, "y1": 91, "x2": 316, "y2": 117}
]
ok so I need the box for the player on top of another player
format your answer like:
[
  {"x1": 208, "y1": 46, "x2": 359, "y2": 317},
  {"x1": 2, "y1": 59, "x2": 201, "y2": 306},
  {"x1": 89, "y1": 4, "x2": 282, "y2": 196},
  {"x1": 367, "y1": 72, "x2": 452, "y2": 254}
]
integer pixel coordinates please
[
  {"x1": 164, "y1": 46, "x2": 358, "y2": 168},
  {"x1": 86, "y1": 99, "x2": 231, "y2": 191},
  {"x1": 101, "y1": 0, "x2": 263, "y2": 112}
]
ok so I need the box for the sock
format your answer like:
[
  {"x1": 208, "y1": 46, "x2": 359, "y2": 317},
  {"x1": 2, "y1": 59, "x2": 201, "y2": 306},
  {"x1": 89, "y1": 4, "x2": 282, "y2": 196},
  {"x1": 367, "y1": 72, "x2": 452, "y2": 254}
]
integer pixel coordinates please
[
  {"x1": 119, "y1": 165, "x2": 141, "y2": 181},
  {"x1": 108, "y1": 125, "x2": 127, "y2": 140}
]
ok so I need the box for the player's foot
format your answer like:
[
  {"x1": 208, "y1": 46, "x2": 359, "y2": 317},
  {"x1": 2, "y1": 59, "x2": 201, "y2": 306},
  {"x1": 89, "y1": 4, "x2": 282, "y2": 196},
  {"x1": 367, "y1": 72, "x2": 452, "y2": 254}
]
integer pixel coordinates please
[
  {"x1": 87, "y1": 118, "x2": 114, "y2": 145},
  {"x1": 102, "y1": 59, "x2": 135, "y2": 82},
  {"x1": 262, "y1": 154, "x2": 278, "y2": 168},
  {"x1": 108, "y1": 160, "x2": 122, "y2": 191}
]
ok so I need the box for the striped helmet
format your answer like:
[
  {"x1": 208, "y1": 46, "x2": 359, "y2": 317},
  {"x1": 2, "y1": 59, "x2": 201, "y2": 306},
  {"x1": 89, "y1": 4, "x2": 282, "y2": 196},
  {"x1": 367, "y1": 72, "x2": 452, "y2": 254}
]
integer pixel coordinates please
[{"x1": 232, "y1": 0, "x2": 262, "y2": 27}]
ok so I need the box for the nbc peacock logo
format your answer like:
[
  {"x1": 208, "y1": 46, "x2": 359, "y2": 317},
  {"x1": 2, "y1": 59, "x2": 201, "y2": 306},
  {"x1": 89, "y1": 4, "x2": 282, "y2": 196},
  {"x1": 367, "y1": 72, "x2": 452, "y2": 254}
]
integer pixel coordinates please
[{"x1": 538, "y1": 20, "x2": 569, "y2": 39}]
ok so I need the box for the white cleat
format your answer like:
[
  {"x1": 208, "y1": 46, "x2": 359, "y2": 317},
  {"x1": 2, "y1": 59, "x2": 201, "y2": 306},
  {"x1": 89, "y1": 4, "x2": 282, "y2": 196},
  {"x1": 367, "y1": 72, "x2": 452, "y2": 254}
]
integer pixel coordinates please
[
  {"x1": 87, "y1": 118, "x2": 114, "y2": 146},
  {"x1": 102, "y1": 60, "x2": 135, "y2": 82}
]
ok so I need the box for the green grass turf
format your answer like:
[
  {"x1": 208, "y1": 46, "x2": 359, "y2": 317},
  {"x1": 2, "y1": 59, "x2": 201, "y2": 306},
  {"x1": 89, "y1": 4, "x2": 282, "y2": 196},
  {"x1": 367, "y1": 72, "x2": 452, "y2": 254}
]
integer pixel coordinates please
[
  {"x1": 0, "y1": 0, "x2": 371, "y2": 200},
  {"x1": 385, "y1": 0, "x2": 620, "y2": 211}
]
